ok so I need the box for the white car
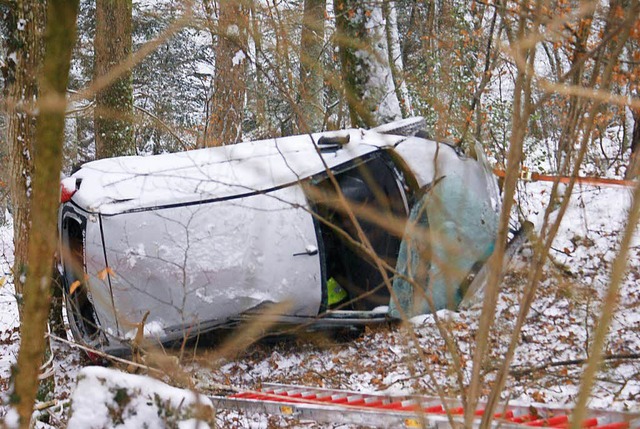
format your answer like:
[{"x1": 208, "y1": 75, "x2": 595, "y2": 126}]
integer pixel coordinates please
[{"x1": 58, "y1": 118, "x2": 499, "y2": 355}]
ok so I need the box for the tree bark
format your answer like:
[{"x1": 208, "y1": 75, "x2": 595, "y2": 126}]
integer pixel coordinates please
[
  {"x1": 4, "y1": 0, "x2": 46, "y2": 304},
  {"x1": 335, "y1": 0, "x2": 401, "y2": 128},
  {"x1": 627, "y1": 109, "x2": 640, "y2": 179},
  {"x1": 297, "y1": 0, "x2": 326, "y2": 133},
  {"x1": 556, "y1": 6, "x2": 594, "y2": 171},
  {"x1": 246, "y1": 0, "x2": 267, "y2": 136},
  {"x1": 383, "y1": 0, "x2": 411, "y2": 118},
  {"x1": 12, "y1": 0, "x2": 79, "y2": 426},
  {"x1": 205, "y1": 0, "x2": 248, "y2": 146},
  {"x1": 94, "y1": 0, "x2": 134, "y2": 158}
]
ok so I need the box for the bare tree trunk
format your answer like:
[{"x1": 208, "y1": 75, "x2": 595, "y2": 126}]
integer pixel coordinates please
[
  {"x1": 4, "y1": 0, "x2": 46, "y2": 305},
  {"x1": 94, "y1": 0, "x2": 134, "y2": 158},
  {"x1": 383, "y1": 0, "x2": 411, "y2": 118},
  {"x1": 433, "y1": 0, "x2": 454, "y2": 140},
  {"x1": 401, "y1": 0, "x2": 421, "y2": 70},
  {"x1": 335, "y1": 0, "x2": 401, "y2": 128},
  {"x1": 0, "y1": 139, "x2": 8, "y2": 225},
  {"x1": 205, "y1": 0, "x2": 248, "y2": 146},
  {"x1": 297, "y1": 0, "x2": 326, "y2": 133},
  {"x1": 13, "y1": 0, "x2": 79, "y2": 426},
  {"x1": 247, "y1": 0, "x2": 267, "y2": 136},
  {"x1": 555, "y1": 6, "x2": 595, "y2": 171},
  {"x1": 627, "y1": 109, "x2": 640, "y2": 178}
]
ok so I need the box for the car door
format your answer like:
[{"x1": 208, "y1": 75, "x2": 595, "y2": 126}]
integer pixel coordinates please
[{"x1": 94, "y1": 183, "x2": 322, "y2": 343}]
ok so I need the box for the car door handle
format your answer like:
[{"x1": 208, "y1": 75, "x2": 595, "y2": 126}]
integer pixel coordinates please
[{"x1": 293, "y1": 245, "x2": 318, "y2": 256}]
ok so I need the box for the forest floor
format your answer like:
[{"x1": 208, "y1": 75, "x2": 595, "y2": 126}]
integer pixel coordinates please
[{"x1": 0, "y1": 181, "x2": 639, "y2": 428}]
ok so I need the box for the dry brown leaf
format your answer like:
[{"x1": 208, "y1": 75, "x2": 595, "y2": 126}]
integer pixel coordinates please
[
  {"x1": 69, "y1": 280, "x2": 82, "y2": 295},
  {"x1": 97, "y1": 267, "x2": 115, "y2": 280}
]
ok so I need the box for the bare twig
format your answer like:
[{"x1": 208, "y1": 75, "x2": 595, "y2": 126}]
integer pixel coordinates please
[{"x1": 510, "y1": 353, "x2": 640, "y2": 377}]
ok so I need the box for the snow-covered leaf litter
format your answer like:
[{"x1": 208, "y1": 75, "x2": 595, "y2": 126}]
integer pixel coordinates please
[{"x1": 0, "y1": 182, "x2": 639, "y2": 428}]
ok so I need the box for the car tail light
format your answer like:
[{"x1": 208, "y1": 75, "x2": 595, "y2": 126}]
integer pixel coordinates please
[
  {"x1": 60, "y1": 177, "x2": 77, "y2": 203},
  {"x1": 85, "y1": 350, "x2": 102, "y2": 362}
]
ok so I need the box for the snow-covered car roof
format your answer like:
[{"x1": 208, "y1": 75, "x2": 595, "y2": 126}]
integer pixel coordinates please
[{"x1": 67, "y1": 129, "x2": 406, "y2": 215}]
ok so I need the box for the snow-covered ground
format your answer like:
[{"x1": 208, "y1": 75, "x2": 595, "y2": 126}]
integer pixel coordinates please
[
  {"x1": 0, "y1": 218, "x2": 19, "y2": 399},
  {"x1": 0, "y1": 182, "x2": 638, "y2": 428}
]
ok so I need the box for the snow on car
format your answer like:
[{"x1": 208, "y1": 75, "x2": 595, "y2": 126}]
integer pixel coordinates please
[{"x1": 57, "y1": 118, "x2": 499, "y2": 355}]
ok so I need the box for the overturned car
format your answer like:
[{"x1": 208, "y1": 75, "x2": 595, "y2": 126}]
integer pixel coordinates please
[{"x1": 58, "y1": 119, "x2": 500, "y2": 355}]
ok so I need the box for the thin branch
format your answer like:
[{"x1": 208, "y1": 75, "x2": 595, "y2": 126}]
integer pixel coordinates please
[
  {"x1": 510, "y1": 353, "x2": 640, "y2": 377},
  {"x1": 134, "y1": 105, "x2": 191, "y2": 151}
]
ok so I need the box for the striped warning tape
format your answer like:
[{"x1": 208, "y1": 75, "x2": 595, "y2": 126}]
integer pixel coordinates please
[{"x1": 493, "y1": 168, "x2": 636, "y2": 188}]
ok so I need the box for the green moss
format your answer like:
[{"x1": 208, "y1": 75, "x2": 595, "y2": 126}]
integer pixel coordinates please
[{"x1": 114, "y1": 387, "x2": 131, "y2": 408}]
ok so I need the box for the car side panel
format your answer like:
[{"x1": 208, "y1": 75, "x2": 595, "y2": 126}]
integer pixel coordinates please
[
  {"x1": 99, "y1": 185, "x2": 322, "y2": 341},
  {"x1": 85, "y1": 216, "x2": 122, "y2": 338},
  {"x1": 59, "y1": 206, "x2": 121, "y2": 340}
]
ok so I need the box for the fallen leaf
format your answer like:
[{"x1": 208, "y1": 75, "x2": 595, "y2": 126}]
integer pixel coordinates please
[
  {"x1": 69, "y1": 280, "x2": 82, "y2": 295},
  {"x1": 97, "y1": 267, "x2": 115, "y2": 280}
]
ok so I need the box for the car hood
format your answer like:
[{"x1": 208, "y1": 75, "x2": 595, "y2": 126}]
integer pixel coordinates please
[{"x1": 68, "y1": 129, "x2": 405, "y2": 215}]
